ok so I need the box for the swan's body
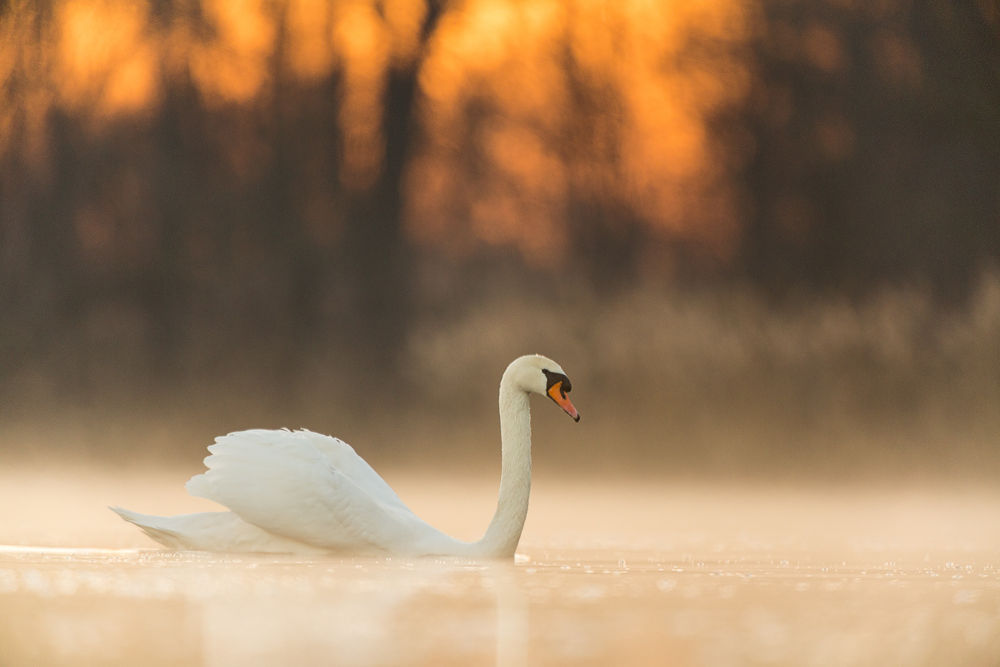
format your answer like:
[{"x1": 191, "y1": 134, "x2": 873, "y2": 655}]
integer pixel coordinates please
[{"x1": 112, "y1": 355, "x2": 579, "y2": 558}]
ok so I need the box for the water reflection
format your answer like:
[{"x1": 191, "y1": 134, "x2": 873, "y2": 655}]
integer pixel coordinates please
[
  {"x1": 1, "y1": 472, "x2": 999, "y2": 665},
  {"x1": 1, "y1": 540, "x2": 999, "y2": 664},
  {"x1": 0, "y1": 551, "x2": 533, "y2": 665},
  {"x1": 496, "y1": 566, "x2": 528, "y2": 667}
]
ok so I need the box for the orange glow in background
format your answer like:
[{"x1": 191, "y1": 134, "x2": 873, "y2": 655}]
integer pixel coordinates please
[
  {"x1": 55, "y1": 0, "x2": 159, "y2": 115},
  {"x1": 189, "y1": 0, "x2": 276, "y2": 105},
  {"x1": 408, "y1": 0, "x2": 753, "y2": 262},
  {"x1": 0, "y1": 0, "x2": 759, "y2": 264}
]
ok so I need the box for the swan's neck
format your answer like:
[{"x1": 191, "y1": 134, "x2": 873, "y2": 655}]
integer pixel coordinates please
[{"x1": 474, "y1": 380, "x2": 531, "y2": 558}]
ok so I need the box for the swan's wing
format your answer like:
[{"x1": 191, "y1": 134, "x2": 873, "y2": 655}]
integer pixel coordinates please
[
  {"x1": 295, "y1": 429, "x2": 413, "y2": 514},
  {"x1": 184, "y1": 430, "x2": 425, "y2": 552}
]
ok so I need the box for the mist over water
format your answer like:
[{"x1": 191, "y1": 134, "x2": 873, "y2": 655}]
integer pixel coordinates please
[
  {"x1": 403, "y1": 270, "x2": 1000, "y2": 480},
  {"x1": 5, "y1": 270, "x2": 999, "y2": 482}
]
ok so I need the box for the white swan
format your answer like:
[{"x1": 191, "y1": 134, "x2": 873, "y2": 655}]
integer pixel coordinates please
[{"x1": 111, "y1": 355, "x2": 579, "y2": 558}]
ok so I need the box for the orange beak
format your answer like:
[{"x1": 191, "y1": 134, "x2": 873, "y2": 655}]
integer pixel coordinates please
[{"x1": 547, "y1": 382, "x2": 580, "y2": 422}]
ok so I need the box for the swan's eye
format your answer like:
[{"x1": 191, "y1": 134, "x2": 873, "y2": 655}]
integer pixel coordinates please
[
  {"x1": 542, "y1": 369, "x2": 569, "y2": 392},
  {"x1": 542, "y1": 369, "x2": 580, "y2": 421}
]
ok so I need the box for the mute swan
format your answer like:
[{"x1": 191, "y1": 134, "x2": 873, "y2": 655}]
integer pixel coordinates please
[{"x1": 111, "y1": 355, "x2": 579, "y2": 558}]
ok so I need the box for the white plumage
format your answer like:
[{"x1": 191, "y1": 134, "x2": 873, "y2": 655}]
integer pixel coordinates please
[{"x1": 112, "y1": 355, "x2": 579, "y2": 558}]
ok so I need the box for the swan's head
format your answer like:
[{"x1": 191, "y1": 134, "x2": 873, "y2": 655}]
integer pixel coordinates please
[{"x1": 504, "y1": 355, "x2": 580, "y2": 422}]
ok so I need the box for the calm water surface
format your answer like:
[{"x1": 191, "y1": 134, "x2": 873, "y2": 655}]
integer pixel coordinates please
[{"x1": 0, "y1": 469, "x2": 998, "y2": 666}]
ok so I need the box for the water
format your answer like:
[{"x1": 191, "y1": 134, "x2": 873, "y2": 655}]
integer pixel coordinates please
[{"x1": 1, "y1": 469, "x2": 998, "y2": 665}]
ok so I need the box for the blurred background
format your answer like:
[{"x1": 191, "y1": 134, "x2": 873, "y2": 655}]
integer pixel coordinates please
[{"x1": 1, "y1": 0, "x2": 998, "y2": 482}]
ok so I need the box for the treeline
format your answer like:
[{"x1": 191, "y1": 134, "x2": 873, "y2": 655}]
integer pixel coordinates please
[{"x1": 0, "y1": 0, "x2": 996, "y2": 416}]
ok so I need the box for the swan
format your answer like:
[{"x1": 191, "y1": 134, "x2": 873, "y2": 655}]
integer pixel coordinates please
[{"x1": 111, "y1": 355, "x2": 579, "y2": 558}]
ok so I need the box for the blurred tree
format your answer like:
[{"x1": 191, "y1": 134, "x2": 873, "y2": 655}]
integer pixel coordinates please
[{"x1": 742, "y1": 0, "x2": 1000, "y2": 300}]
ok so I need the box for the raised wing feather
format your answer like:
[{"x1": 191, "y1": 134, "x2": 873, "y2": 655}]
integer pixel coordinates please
[
  {"x1": 295, "y1": 430, "x2": 413, "y2": 514},
  {"x1": 185, "y1": 430, "x2": 425, "y2": 552}
]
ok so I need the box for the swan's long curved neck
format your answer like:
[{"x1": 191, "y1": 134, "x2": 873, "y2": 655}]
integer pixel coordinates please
[{"x1": 472, "y1": 379, "x2": 532, "y2": 558}]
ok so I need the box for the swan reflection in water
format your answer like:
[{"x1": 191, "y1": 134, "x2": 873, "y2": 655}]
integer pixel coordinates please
[
  {"x1": 193, "y1": 557, "x2": 529, "y2": 667},
  {"x1": 112, "y1": 355, "x2": 579, "y2": 558}
]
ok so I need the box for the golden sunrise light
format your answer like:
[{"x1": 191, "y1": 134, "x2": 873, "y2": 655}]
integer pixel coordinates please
[
  {"x1": 1, "y1": 0, "x2": 757, "y2": 261},
  {"x1": 1, "y1": 1, "x2": 999, "y2": 664}
]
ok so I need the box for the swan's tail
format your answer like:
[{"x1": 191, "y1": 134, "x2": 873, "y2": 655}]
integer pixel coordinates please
[
  {"x1": 109, "y1": 507, "x2": 188, "y2": 549},
  {"x1": 109, "y1": 507, "x2": 331, "y2": 554}
]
